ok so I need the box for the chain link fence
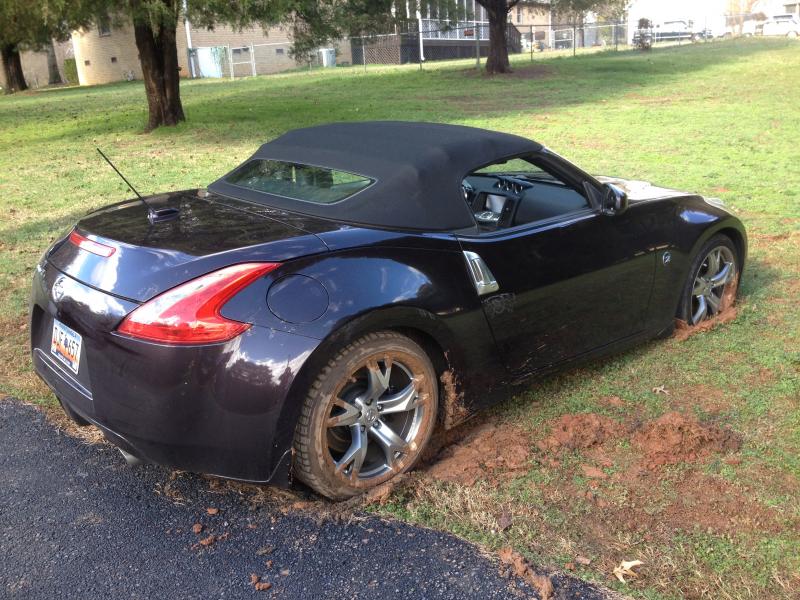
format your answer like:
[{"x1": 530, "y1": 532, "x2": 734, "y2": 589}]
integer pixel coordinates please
[
  {"x1": 350, "y1": 22, "x2": 628, "y2": 69},
  {"x1": 186, "y1": 19, "x2": 715, "y2": 80}
]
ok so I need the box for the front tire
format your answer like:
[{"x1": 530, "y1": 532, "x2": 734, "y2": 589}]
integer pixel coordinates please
[
  {"x1": 677, "y1": 235, "x2": 739, "y2": 325},
  {"x1": 293, "y1": 331, "x2": 438, "y2": 500}
]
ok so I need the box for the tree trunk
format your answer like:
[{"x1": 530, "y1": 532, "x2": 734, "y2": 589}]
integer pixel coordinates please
[
  {"x1": 1, "y1": 44, "x2": 28, "y2": 93},
  {"x1": 132, "y1": 18, "x2": 185, "y2": 130},
  {"x1": 46, "y1": 40, "x2": 63, "y2": 85},
  {"x1": 485, "y1": 1, "x2": 512, "y2": 74}
]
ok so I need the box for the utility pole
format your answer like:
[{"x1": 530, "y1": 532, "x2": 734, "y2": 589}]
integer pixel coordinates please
[
  {"x1": 182, "y1": 0, "x2": 196, "y2": 77},
  {"x1": 417, "y1": 9, "x2": 425, "y2": 70},
  {"x1": 530, "y1": 25, "x2": 534, "y2": 62},
  {"x1": 475, "y1": 16, "x2": 481, "y2": 69}
]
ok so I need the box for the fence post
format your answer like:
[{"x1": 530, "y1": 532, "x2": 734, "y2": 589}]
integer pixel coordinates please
[
  {"x1": 475, "y1": 20, "x2": 481, "y2": 69},
  {"x1": 227, "y1": 45, "x2": 234, "y2": 80},
  {"x1": 187, "y1": 47, "x2": 195, "y2": 78},
  {"x1": 573, "y1": 25, "x2": 576, "y2": 56},
  {"x1": 362, "y1": 38, "x2": 367, "y2": 72},
  {"x1": 249, "y1": 43, "x2": 256, "y2": 77}
]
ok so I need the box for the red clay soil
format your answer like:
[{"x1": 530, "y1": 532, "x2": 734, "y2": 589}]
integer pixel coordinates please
[
  {"x1": 498, "y1": 547, "x2": 554, "y2": 600},
  {"x1": 632, "y1": 411, "x2": 741, "y2": 469},
  {"x1": 439, "y1": 370, "x2": 470, "y2": 429},
  {"x1": 673, "y1": 275, "x2": 739, "y2": 342},
  {"x1": 424, "y1": 422, "x2": 530, "y2": 486},
  {"x1": 662, "y1": 471, "x2": 793, "y2": 535},
  {"x1": 536, "y1": 413, "x2": 624, "y2": 452}
]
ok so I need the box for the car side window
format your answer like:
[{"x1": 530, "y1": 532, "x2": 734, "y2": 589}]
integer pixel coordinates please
[{"x1": 462, "y1": 155, "x2": 590, "y2": 232}]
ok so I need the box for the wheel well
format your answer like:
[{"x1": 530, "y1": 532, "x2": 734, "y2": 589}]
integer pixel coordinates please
[
  {"x1": 392, "y1": 326, "x2": 463, "y2": 429},
  {"x1": 393, "y1": 326, "x2": 449, "y2": 382},
  {"x1": 716, "y1": 227, "x2": 746, "y2": 267}
]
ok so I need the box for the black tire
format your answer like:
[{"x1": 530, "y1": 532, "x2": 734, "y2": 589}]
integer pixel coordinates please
[
  {"x1": 292, "y1": 331, "x2": 438, "y2": 500},
  {"x1": 677, "y1": 234, "x2": 740, "y2": 325}
]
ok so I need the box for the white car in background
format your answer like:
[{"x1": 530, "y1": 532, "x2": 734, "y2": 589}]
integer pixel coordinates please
[{"x1": 756, "y1": 15, "x2": 800, "y2": 37}]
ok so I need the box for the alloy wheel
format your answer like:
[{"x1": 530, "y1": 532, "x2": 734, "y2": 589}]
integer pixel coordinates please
[
  {"x1": 689, "y1": 245, "x2": 737, "y2": 324},
  {"x1": 324, "y1": 353, "x2": 433, "y2": 484}
]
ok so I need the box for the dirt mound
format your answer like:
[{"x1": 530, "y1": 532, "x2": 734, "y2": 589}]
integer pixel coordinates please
[
  {"x1": 424, "y1": 423, "x2": 530, "y2": 486},
  {"x1": 537, "y1": 413, "x2": 623, "y2": 452},
  {"x1": 632, "y1": 412, "x2": 741, "y2": 468}
]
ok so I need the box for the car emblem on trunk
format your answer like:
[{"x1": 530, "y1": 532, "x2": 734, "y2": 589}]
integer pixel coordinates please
[{"x1": 52, "y1": 276, "x2": 65, "y2": 302}]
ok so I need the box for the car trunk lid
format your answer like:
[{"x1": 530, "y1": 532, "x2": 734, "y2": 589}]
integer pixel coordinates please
[{"x1": 46, "y1": 190, "x2": 330, "y2": 302}]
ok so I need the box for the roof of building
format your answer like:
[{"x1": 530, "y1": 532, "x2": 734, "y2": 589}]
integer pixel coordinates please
[{"x1": 209, "y1": 121, "x2": 541, "y2": 231}]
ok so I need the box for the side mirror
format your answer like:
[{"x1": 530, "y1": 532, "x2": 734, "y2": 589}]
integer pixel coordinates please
[{"x1": 602, "y1": 183, "x2": 629, "y2": 216}]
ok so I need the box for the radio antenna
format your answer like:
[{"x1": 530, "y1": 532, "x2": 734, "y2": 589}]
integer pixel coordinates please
[{"x1": 97, "y1": 148, "x2": 176, "y2": 224}]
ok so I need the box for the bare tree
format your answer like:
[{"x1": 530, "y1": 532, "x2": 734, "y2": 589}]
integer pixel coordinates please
[{"x1": 727, "y1": 0, "x2": 760, "y2": 35}]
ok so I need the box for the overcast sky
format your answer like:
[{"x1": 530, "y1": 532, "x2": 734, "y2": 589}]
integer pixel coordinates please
[
  {"x1": 626, "y1": 0, "x2": 728, "y2": 27},
  {"x1": 627, "y1": 0, "x2": 789, "y2": 26}
]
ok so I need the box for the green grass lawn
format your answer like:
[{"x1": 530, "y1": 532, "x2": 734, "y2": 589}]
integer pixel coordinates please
[{"x1": 1, "y1": 39, "x2": 798, "y2": 599}]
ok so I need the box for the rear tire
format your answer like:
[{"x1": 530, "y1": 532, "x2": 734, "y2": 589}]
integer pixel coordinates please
[
  {"x1": 677, "y1": 234, "x2": 739, "y2": 325},
  {"x1": 292, "y1": 331, "x2": 438, "y2": 500}
]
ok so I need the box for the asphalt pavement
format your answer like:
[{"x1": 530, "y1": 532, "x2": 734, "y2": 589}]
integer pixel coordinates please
[{"x1": 0, "y1": 399, "x2": 614, "y2": 599}]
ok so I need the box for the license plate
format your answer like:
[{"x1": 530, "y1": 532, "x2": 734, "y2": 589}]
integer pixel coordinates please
[{"x1": 51, "y1": 319, "x2": 82, "y2": 374}]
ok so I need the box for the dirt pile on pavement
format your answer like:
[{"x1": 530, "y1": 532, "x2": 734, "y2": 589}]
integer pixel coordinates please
[
  {"x1": 424, "y1": 422, "x2": 530, "y2": 486},
  {"x1": 498, "y1": 547, "x2": 553, "y2": 600},
  {"x1": 632, "y1": 412, "x2": 741, "y2": 468},
  {"x1": 537, "y1": 413, "x2": 624, "y2": 451}
]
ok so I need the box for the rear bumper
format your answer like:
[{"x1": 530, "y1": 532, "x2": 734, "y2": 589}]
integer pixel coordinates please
[{"x1": 30, "y1": 261, "x2": 319, "y2": 485}]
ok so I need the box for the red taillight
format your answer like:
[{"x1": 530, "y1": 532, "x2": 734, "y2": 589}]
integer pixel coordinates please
[
  {"x1": 69, "y1": 230, "x2": 116, "y2": 257},
  {"x1": 117, "y1": 262, "x2": 280, "y2": 345}
]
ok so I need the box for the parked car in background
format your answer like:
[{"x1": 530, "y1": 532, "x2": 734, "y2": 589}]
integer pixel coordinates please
[
  {"x1": 756, "y1": 15, "x2": 800, "y2": 37},
  {"x1": 633, "y1": 20, "x2": 712, "y2": 45}
]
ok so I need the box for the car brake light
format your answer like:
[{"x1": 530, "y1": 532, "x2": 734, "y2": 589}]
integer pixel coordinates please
[
  {"x1": 69, "y1": 230, "x2": 116, "y2": 257},
  {"x1": 117, "y1": 262, "x2": 280, "y2": 345}
]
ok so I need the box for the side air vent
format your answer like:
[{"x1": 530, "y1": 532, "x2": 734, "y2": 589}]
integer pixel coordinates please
[{"x1": 462, "y1": 251, "x2": 499, "y2": 296}]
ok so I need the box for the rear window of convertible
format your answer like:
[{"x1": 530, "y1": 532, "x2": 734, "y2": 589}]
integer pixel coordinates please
[{"x1": 225, "y1": 159, "x2": 374, "y2": 204}]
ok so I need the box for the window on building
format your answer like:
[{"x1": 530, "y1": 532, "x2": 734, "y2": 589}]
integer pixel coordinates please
[
  {"x1": 110, "y1": 56, "x2": 117, "y2": 63},
  {"x1": 84, "y1": 60, "x2": 91, "y2": 66},
  {"x1": 98, "y1": 20, "x2": 111, "y2": 36},
  {"x1": 276, "y1": 48, "x2": 285, "y2": 55},
  {"x1": 517, "y1": 7, "x2": 523, "y2": 23}
]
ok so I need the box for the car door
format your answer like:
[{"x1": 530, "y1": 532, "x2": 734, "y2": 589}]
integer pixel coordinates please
[{"x1": 457, "y1": 159, "x2": 656, "y2": 377}]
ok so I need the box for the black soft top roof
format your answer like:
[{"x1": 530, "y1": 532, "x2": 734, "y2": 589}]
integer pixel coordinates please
[{"x1": 209, "y1": 121, "x2": 542, "y2": 231}]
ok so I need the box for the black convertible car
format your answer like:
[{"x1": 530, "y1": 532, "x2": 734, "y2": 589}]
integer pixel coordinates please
[{"x1": 31, "y1": 122, "x2": 745, "y2": 499}]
